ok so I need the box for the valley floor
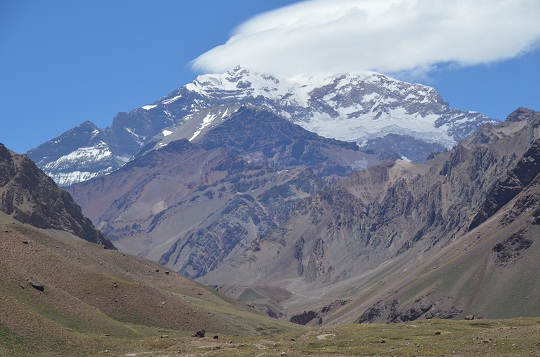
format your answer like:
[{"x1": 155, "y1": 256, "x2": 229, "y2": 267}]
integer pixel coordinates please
[{"x1": 3, "y1": 318, "x2": 540, "y2": 356}]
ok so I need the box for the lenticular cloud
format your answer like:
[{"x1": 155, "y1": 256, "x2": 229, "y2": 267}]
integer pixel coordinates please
[{"x1": 192, "y1": 0, "x2": 540, "y2": 78}]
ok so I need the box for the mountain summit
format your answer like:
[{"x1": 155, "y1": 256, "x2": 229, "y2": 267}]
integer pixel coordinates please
[{"x1": 28, "y1": 67, "x2": 494, "y2": 186}]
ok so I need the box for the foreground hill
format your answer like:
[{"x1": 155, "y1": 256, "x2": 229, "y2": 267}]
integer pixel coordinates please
[
  {"x1": 1, "y1": 213, "x2": 540, "y2": 355},
  {"x1": 0, "y1": 212, "x2": 300, "y2": 356},
  {"x1": 202, "y1": 108, "x2": 540, "y2": 323}
]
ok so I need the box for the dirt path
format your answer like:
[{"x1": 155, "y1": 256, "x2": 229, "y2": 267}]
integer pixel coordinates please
[{"x1": 317, "y1": 333, "x2": 335, "y2": 340}]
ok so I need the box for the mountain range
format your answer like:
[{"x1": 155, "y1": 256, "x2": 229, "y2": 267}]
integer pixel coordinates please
[
  {"x1": 27, "y1": 67, "x2": 494, "y2": 186},
  {"x1": 64, "y1": 107, "x2": 540, "y2": 324},
  {"x1": 14, "y1": 66, "x2": 540, "y2": 327},
  {"x1": 66, "y1": 107, "x2": 371, "y2": 279}
]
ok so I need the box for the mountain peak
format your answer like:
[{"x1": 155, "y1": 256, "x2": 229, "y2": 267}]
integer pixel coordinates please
[
  {"x1": 172, "y1": 68, "x2": 492, "y2": 160},
  {"x1": 505, "y1": 107, "x2": 539, "y2": 123}
]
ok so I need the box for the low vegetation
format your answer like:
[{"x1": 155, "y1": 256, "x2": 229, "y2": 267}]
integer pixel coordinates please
[{"x1": 3, "y1": 317, "x2": 540, "y2": 356}]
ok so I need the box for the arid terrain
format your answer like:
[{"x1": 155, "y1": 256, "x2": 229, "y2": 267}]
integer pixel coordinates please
[
  {"x1": 3, "y1": 1, "x2": 539, "y2": 355},
  {"x1": 3, "y1": 211, "x2": 540, "y2": 357},
  {"x1": 0, "y1": 211, "x2": 300, "y2": 356}
]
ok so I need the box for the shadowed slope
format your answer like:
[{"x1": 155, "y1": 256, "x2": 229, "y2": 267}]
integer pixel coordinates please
[
  {"x1": 67, "y1": 107, "x2": 374, "y2": 279},
  {"x1": 0, "y1": 144, "x2": 114, "y2": 249}
]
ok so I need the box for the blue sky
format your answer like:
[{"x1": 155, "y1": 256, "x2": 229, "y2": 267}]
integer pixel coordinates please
[{"x1": 1, "y1": 0, "x2": 539, "y2": 154}]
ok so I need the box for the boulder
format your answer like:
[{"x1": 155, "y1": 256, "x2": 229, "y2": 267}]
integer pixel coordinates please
[
  {"x1": 30, "y1": 280, "x2": 44, "y2": 292},
  {"x1": 192, "y1": 329, "x2": 205, "y2": 338}
]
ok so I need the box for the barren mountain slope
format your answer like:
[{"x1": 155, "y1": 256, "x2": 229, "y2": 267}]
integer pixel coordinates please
[
  {"x1": 201, "y1": 108, "x2": 540, "y2": 323},
  {"x1": 23, "y1": 121, "x2": 123, "y2": 187},
  {"x1": 0, "y1": 140, "x2": 300, "y2": 355},
  {"x1": 0, "y1": 144, "x2": 114, "y2": 249},
  {"x1": 338, "y1": 138, "x2": 540, "y2": 324},
  {"x1": 68, "y1": 108, "x2": 374, "y2": 279}
]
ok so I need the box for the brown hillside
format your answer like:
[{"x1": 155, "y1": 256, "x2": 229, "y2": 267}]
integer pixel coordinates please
[
  {"x1": 338, "y1": 157, "x2": 540, "y2": 325},
  {"x1": 0, "y1": 212, "x2": 298, "y2": 356}
]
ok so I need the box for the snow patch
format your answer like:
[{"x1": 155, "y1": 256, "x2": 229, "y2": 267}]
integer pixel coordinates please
[
  {"x1": 43, "y1": 142, "x2": 113, "y2": 170},
  {"x1": 124, "y1": 128, "x2": 145, "y2": 145},
  {"x1": 49, "y1": 168, "x2": 114, "y2": 187},
  {"x1": 189, "y1": 112, "x2": 220, "y2": 141},
  {"x1": 115, "y1": 155, "x2": 131, "y2": 165},
  {"x1": 400, "y1": 155, "x2": 411, "y2": 162},
  {"x1": 362, "y1": 93, "x2": 378, "y2": 102},
  {"x1": 142, "y1": 104, "x2": 157, "y2": 110},
  {"x1": 90, "y1": 129, "x2": 100, "y2": 140},
  {"x1": 162, "y1": 95, "x2": 182, "y2": 105},
  {"x1": 189, "y1": 130, "x2": 201, "y2": 141},
  {"x1": 162, "y1": 130, "x2": 173, "y2": 137}
]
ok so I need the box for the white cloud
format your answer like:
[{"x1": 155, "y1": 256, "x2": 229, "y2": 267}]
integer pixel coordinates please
[{"x1": 192, "y1": 0, "x2": 540, "y2": 78}]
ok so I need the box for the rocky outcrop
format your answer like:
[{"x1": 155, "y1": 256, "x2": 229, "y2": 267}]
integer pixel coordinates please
[
  {"x1": 469, "y1": 138, "x2": 540, "y2": 230},
  {"x1": 388, "y1": 302, "x2": 462, "y2": 323},
  {"x1": 357, "y1": 297, "x2": 461, "y2": 324},
  {"x1": 491, "y1": 229, "x2": 533, "y2": 266},
  {"x1": 289, "y1": 311, "x2": 319, "y2": 325},
  {"x1": 0, "y1": 144, "x2": 114, "y2": 249},
  {"x1": 289, "y1": 300, "x2": 348, "y2": 325},
  {"x1": 356, "y1": 301, "x2": 389, "y2": 323}
]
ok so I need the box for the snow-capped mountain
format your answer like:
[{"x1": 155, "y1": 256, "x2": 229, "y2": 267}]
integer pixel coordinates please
[
  {"x1": 27, "y1": 121, "x2": 124, "y2": 187},
  {"x1": 28, "y1": 67, "x2": 495, "y2": 186}
]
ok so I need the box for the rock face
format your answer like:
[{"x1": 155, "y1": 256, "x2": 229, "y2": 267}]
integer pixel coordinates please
[
  {"x1": 200, "y1": 108, "x2": 540, "y2": 322},
  {"x1": 0, "y1": 143, "x2": 114, "y2": 249},
  {"x1": 469, "y1": 138, "x2": 540, "y2": 230},
  {"x1": 28, "y1": 67, "x2": 494, "y2": 186},
  {"x1": 289, "y1": 311, "x2": 319, "y2": 325},
  {"x1": 491, "y1": 229, "x2": 533, "y2": 266},
  {"x1": 197, "y1": 107, "x2": 367, "y2": 176}
]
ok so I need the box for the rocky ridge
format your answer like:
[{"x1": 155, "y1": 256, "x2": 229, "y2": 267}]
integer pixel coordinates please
[{"x1": 0, "y1": 143, "x2": 114, "y2": 248}]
